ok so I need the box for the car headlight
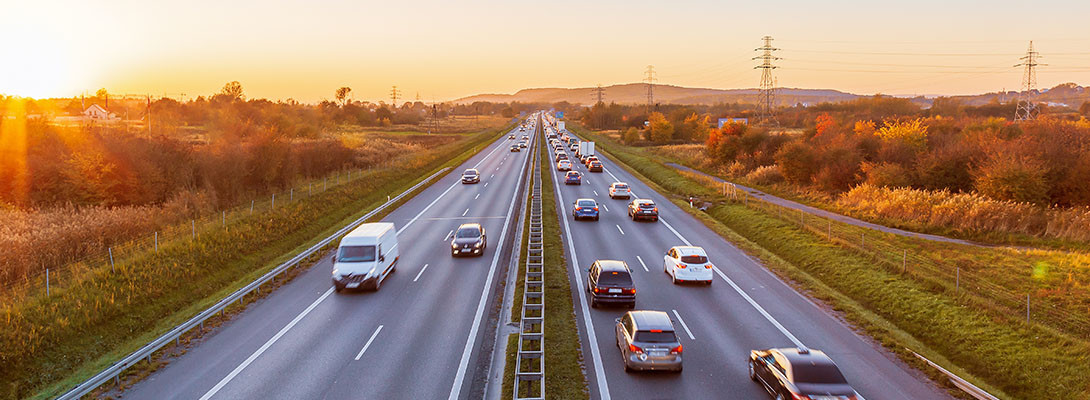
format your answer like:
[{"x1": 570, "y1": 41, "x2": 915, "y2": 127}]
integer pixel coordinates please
[
  {"x1": 474, "y1": 241, "x2": 483, "y2": 248},
  {"x1": 452, "y1": 242, "x2": 458, "y2": 249},
  {"x1": 368, "y1": 266, "x2": 376, "y2": 276},
  {"x1": 332, "y1": 269, "x2": 339, "y2": 276}
]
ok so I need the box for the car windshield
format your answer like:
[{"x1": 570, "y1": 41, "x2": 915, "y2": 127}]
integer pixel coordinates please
[
  {"x1": 577, "y1": 200, "x2": 596, "y2": 207},
  {"x1": 338, "y1": 245, "x2": 376, "y2": 263},
  {"x1": 464, "y1": 171, "x2": 477, "y2": 176},
  {"x1": 598, "y1": 270, "x2": 632, "y2": 286},
  {"x1": 456, "y1": 227, "x2": 481, "y2": 238},
  {"x1": 792, "y1": 364, "x2": 848, "y2": 384},
  {"x1": 680, "y1": 255, "x2": 707, "y2": 264},
  {"x1": 634, "y1": 330, "x2": 677, "y2": 343}
]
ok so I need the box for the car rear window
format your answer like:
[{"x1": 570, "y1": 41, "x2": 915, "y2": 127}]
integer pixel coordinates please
[
  {"x1": 577, "y1": 200, "x2": 596, "y2": 207},
  {"x1": 680, "y1": 255, "x2": 707, "y2": 264},
  {"x1": 639, "y1": 201, "x2": 656, "y2": 208},
  {"x1": 614, "y1": 184, "x2": 628, "y2": 189},
  {"x1": 634, "y1": 330, "x2": 677, "y2": 343},
  {"x1": 598, "y1": 270, "x2": 632, "y2": 286},
  {"x1": 338, "y1": 245, "x2": 376, "y2": 263},
  {"x1": 792, "y1": 364, "x2": 848, "y2": 384}
]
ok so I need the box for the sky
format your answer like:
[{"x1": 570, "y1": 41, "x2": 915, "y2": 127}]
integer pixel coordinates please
[{"x1": 2, "y1": 0, "x2": 1089, "y2": 103}]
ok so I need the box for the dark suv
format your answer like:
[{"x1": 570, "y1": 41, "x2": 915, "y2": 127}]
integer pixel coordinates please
[
  {"x1": 628, "y1": 199, "x2": 659, "y2": 222},
  {"x1": 749, "y1": 347, "x2": 860, "y2": 400},
  {"x1": 586, "y1": 260, "x2": 636, "y2": 308}
]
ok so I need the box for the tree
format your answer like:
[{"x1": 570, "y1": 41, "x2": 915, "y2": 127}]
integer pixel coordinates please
[
  {"x1": 814, "y1": 113, "x2": 835, "y2": 137},
  {"x1": 95, "y1": 88, "x2": 108, "y2": 98},
  {"x1": 623, "y1": 127, "x2": 641, "y2": 145},
  {"x1": 1080, "y1": 101, "x2": 1090, "y2": 116},
  {"x1": 220, "y1": 81, "x2": 245, "y2": 102},
  {"x1": 335, "y1": 87, "x2": 352, "y2": 107},
  {"x1": 647, "y1": 112, "x2": 674, "y2": 144},
  {"x1": 774, "y1": 141, "x2": 818, "y2": 185},
  {"x1": 973, "y1": 154, "x2": 1050, "y2": 205}
]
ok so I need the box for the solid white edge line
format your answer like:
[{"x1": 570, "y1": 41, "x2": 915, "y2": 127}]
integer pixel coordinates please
[
  {"x1": 551, "y1": 153, "x2": 611, "y2": 400},
  {"x1": 447, "y1": 130, "x2": 532, "y2": 400},
  {"x1": 635, "y1": 255, "x2": 649, "y2": 272},
  {"x1": 199, "y1": 288, "x2": 334, "y2": 400},
  {"x1": 671, "y1": 309, "x2": 696, "y2": 341},
  {"x1": 413, "y1": 264, "x2": 430, "y2": 282},
  {"x1": 603, "y1": 150, "x2": 806, "y2": 348},
  {"x1": 616, "y1": 224, "x2": 625, "y2": 235},
  {"x1": 354, "y1": 325, "x2": 384, "y2": 360}
]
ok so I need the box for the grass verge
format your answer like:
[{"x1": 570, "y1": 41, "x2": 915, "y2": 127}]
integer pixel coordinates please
[
  {"x1": 8, "y1": 123, "x2": 511, "y2": 400},
  {"x1": 570, "y1": 123, "x2": 1090, "y2": 400}
]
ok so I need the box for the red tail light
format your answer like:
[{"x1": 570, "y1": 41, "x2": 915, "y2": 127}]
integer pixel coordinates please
[
  {"x1": 593, "y1": 207, "x2": 599, "y2": 211},
  {"x1": 575, "y1": 207, "x2": 582, "y2": 211},
  {"x1": 653, "y1": 207, "x2": 658, "y2": 212},
  {"x1": 705, "y1": 264, "x2": 713, "y2": 269},
  {"x1": 676, "y1": 263, "x2": 687, "y2": 269},
  {"x1": 628, "y1": 344, "x2": 643, "y2": 354},
  {"x1": 593, "y1": 287, "x2": 601, "y2": 293},
  {"x1": 624, "y1": 288, "x2": 636, "y2": 294},
  {"x1": 670, "y1": 344, "x2": 683, "y2": 354}
]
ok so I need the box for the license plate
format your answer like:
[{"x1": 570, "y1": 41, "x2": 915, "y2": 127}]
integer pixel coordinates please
[
  {"x1": 346, "y1": 282, "x2": 360, "y2": 288},
  {"x1": 650, "y1": 350, "x2": 667, "y2": 357},
  {"x1": 608, "y1": 288, "x2": 621, "y2": 293}
]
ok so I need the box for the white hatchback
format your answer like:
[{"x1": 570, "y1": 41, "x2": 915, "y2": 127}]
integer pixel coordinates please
[
  {"x1": 609, "y1": 182, "x2": 631, "y2": 199},
  {"x1": 663, "y1": 246, "x2": 714, "y2": 285},
  {"x1": 557, "y1": 159, "x2": 572, "y2": 171}
]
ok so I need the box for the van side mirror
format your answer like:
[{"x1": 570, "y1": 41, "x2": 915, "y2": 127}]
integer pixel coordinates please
[
  {"x1": 379, "y1": 254, "x2": 385, "y2": 262},
  {"x1": 331, "y1": 255, "x2": 336, "y2": 263}
]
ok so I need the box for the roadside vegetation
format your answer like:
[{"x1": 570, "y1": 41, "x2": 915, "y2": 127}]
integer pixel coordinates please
[
  {"x1": 571, "y1": 123, "x2": 1090, "y2": 399},
  {"x1": 1, "y1": 112, "x2": 510, "y2": 399},
  {"x1": 581, "y1": 97, "x2": 1090, "y2": 250}
]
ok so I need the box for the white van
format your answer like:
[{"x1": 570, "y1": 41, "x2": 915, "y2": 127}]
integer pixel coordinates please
[{"x1": 331, "y1": 222, "x2": 398, "y2": 292}]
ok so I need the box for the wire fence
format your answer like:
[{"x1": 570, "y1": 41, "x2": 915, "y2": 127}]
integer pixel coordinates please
[
  {"x1": 711, "y1": 182, "x2": 1090, "y2": 339},
  {"x1": 1, "y1": 167, "x2": 374, "y2": 304}
]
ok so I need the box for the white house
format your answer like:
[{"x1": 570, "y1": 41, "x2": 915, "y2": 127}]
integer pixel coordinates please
[{"x1": 82, "y1": 104, "x2": 117, "y2": 121}]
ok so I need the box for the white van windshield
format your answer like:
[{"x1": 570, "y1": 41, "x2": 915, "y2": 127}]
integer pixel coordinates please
[{"x1": 338, "y1": 245, "x2": 376, "y2": 262}]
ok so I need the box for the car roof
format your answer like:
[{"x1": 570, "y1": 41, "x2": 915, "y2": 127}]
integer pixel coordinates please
[
  {"x1": 464, "y1": 168, "x2": 478, "y2": 173},
  {"x1": 774, "y1": 348, "x2": 837, "y2": 370},
  {"x1": 628, "y1": 310, "x2": 674, "y2": 331},
  {"x1": 634, "y1": 198, "x2": 655, "y2": 204},
  {"x1": 567, "y1": 171, "x2": 580, "y2": 175},
  {"x1": 576, "y1": 198, "x2": 596, "y2": 204},
  {"x1": 595, "y1": 259, "x2": 628, "y2": 271},
  {"x1": 457, "y1": 223, "x2": 482, "y2": 230},
  {"x1": 611, "y1": 182, "x2": 628, "y2": 186}
]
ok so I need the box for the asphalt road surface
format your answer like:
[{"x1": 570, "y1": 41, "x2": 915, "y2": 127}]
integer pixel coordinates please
[
  {"x1": 549, "y1": 136, "x2": 951, "y2": 400},
  {"x1": 124, "y1": 121, "x2": 536, "y2": 400}
]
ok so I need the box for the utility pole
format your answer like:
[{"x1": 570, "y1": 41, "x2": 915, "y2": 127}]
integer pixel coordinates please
[
  {"x1": 146, "y1": 94, "x2": 151, "y2": 135},
  {"x1": 591, "y1": 84, "x2": 606, "y2": 105},
  {"x1": 390, "y1": 86, "x2": 402, "y2": 108},
  {"x1": 754, "y1": 35, "x2": 781, "y2": 126},
  {"x1": 1014, "y1": 41, "x2": 1044, "y2": 122},
  {"x1": 644, "y1": 65, "x2": 657, "y2": 114}
]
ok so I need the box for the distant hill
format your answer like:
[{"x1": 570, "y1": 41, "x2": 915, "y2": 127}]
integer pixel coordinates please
[
  {"x1": 947, "y1": 83, "x2": 1090, "y2": 108},
  {"x1": 453, "y1": 83, "x2": 860, "y2": 106}
]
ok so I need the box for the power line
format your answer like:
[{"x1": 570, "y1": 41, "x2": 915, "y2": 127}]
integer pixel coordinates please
[
  {"x1": 754, "y1": 35, "x2": 780, "y2": 126},
  {"x1": 1015, "y1": 41, "x2": 1044, "y2": 122}
]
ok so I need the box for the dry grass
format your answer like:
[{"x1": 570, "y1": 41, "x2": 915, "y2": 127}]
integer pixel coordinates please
[{"x1": 838, "y1": 184, "x2": 1090, "y2": 243}]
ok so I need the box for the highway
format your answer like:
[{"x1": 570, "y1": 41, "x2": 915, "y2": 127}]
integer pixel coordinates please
[
  {"x1": 123, "y1": 119, "x2": 538, "y2": 399},
  {"x1": 549, "y1": 131, "x2": 951, "y2": 400}
]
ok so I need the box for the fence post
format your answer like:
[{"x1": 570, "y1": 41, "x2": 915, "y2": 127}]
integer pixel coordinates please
[
  {"x1": 109, "y1": 247, "x2": 115, "y2": 272},
  {"x1": 956, "y1": 267, "x2": 960, "y2": 293},
  {"x1": 272, "y1": 194, "x2": 276, "y2": 209},
  {"x1": 324, "y1": 177, "x2": 327, "y2": 190},
  {"x1": 861, "y1": 233, "x2": 865, "y2": 248},
  {"x1": 290, "y1": 188, "x2": 293, "y2": 201},
  {"x1": 46, "y1": 268, "x2": 50, "y2": 296},
  {"x1": 902, "y1": 250, "x2": 906, "y2": 273},
  {"x1": 222, "y1": 211, "x2": 226, "y2": 228},
  {"x1": 192, "y1": 220, "x2": 196, "y2": 240},
  {"x1": 1026, "y1": 294, "x2": 1031, "y2": 323},
  {"x1": 155, "y1": 232, "x2": 159, "y2": 253},
  {"x1": 828, "y1": 220, "x2": 832, "y2": 239},
  {"x1": 250, "y1": 200, "x2": 254, "y2": 214}
]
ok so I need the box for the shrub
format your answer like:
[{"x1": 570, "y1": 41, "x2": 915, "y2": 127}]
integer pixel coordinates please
[
  {"x1": 648, "y1": 112, "x2": 674, "y2": 144},
  {"x1": 973, "y1": 154, "x2": 1051, "y2": 205},
  {"x1": 727, "y1": 161, "x2": 751, "y2": 178},
  {"x1": 862, "y1": 162, "x2": 914, "y2": 188},
  {"x1": 622, "y1": 127, "x2": 641, "y2": 145},
  {"x1": 775, "y1": 141, "x2": 818, "y2": 185},
  {"x1": 745, "y1": 165, "x2": 785, "y2": 185},
  {"x1": 814, "y1": 145, "x2": 863, "y2": 193}
]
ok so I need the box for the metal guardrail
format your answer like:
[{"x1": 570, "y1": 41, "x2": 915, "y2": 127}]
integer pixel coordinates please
[
  {"x1": 911, "y1": 351, "x2": 999, "y2": 400},
  {"x1": 56, "y1": 167, "x2": 451, "y2": 400},
  {"x1": 515, "y1": 118, "x2": 545, "y2": 400}
]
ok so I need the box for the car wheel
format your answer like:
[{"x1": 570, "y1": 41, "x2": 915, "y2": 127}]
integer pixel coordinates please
[
  {"x1": 373, "y1": 277, "x2": 382, "y2": 291},
  {"x1": 706, "y1": 280, "x2": 713, "y2": 286},
  {"x1": 593, "y1": 216, "x2": 599, "y2": 221},
  {"x1": 675, "y1": 365, "x2": 683, "y2": 373},
  {"x1": 671, "y1": 273, "x2": 678, "y2": 285},
  {"x1": 749, "y1": 361, "x2": 757, "y2": 381},
  {"x1": 590, "y1": 298, "x2": 598, "y2": 308},
  {"x1": 623, "y1": 360, "x2": 633, "y2": 373},
  {"x1": 333, "y1": 284, "x2": 342, "y2": 293},
  {"x1": 628, "y1": 302, "x2": 635, "y2": 309}
]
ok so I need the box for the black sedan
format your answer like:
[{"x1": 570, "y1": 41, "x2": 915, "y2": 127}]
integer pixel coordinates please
[
  {"x1": 750, "y1": 347, "x2": 861, "y2": 400},
  {"x1": 450, "y1": 223, "x2": 487, "y2": 257}
]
